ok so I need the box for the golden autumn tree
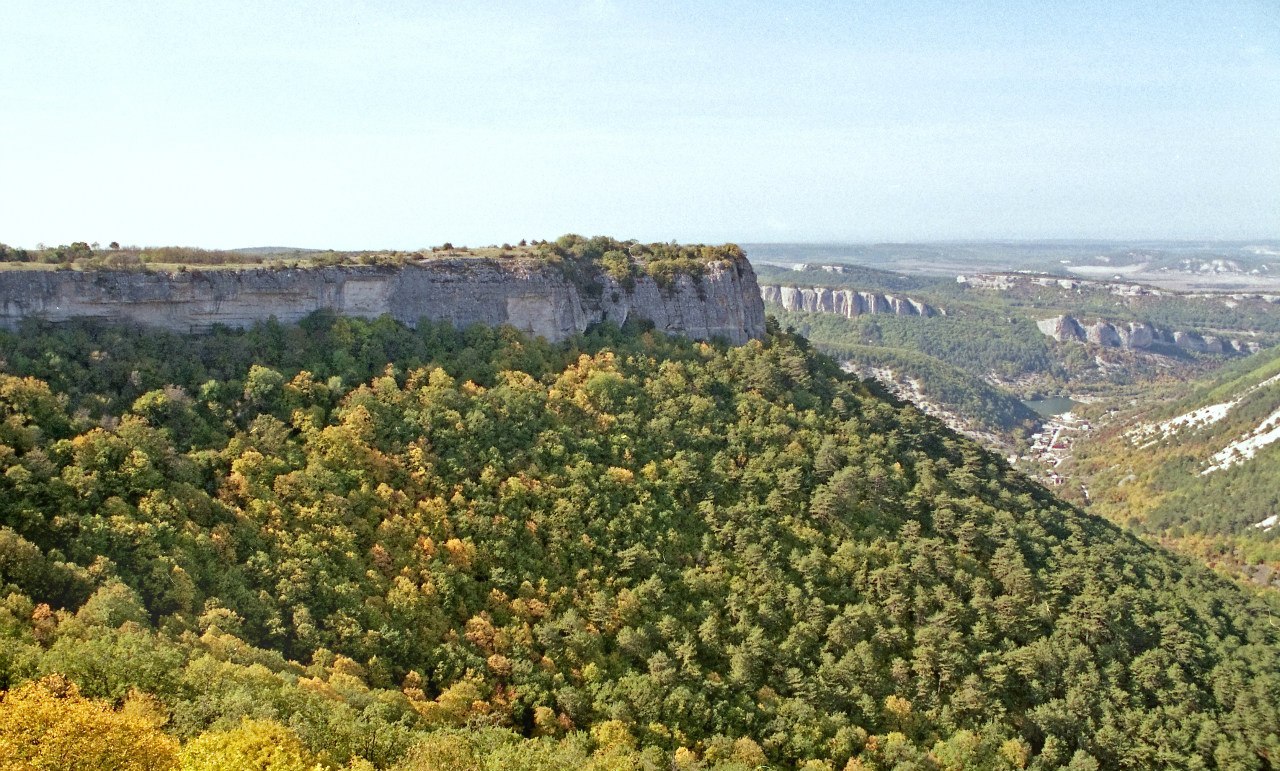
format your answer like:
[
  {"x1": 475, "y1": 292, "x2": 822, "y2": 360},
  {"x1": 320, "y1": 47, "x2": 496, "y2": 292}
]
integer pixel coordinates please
[
  {"x1": 0, "y1": 675, "x2": 179, "y2": 771},
  {"x1": 178, "y1": 718, "x2": 328, "y2": 771}
]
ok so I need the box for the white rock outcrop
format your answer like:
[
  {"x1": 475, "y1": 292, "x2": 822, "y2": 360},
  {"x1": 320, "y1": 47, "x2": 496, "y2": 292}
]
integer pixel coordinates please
[
  {"x1": 759, "y1": 285, "x2": 941, "y2": 318},
  {"x1": 1035, "y1": 314, "x2": 1256, "y2": 354},
  {"x1": 1036, "y1": 315, "x2": 1085, "y2": 342}
]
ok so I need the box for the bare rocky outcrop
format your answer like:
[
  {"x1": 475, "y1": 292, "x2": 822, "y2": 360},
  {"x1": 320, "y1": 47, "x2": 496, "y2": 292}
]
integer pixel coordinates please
[
  {"x1": 1036, "y1": 314, "x2": 1257, "y2": 354},
  {"x1": 1036, "y1": 315, "x2": 1086, "y2": 342},
  {"x1": 1085, "y1": 322, "x2": 1123, "y2": 348},
  {"x1": 0, "y1": 258, "x2": 768, "y2": 344},
  {"x1": 1118, "y1": 322, "x2": 1156, "y2": 349},
  {"x1": 760, "y1": 285, "x2": 941, "y2": 318}
]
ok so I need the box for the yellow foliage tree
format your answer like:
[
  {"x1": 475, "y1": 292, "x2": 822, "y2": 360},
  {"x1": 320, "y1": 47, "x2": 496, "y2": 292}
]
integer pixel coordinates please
[
  {"x1": 589, "y1": 720, "x2": 637, "y2": 755},
  {"x1": 412, "y1": 677, "x2": 490, "y2": 727},
  {"x1": 672, "y1": 746, "x2": 701, "y2": 770},
  {"x1": 999, "y1": 737, "x2": 1031, "y2": 769},
  {"x1": 0, "y1": 675, "x2": 179, "y2": 771},
  {"x1": 178, "y1": 718, "x2": 327, "y2": 771},
  {"x1": 392, "y1": 733, "x2": 479, "y2": 771},
  {"x1": 729, "y1": 737, "x2": 767, "y2": 766}
]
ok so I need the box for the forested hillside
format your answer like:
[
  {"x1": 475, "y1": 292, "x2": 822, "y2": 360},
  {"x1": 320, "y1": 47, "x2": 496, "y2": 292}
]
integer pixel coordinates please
[
  {"x1": 773, "y1": 307, "x2": 1053, "y2": 445},
  {"x1": 833, "y1": 344, "x2": 1038, "y2": 436},
  {"x1": 1, "y1": 316, "x2": 1279, "y2": 769},
  {"x1": 1070, "y1": 345, "x2": 1280, "y2": 582},
  {"x1": 774, "y1": 307, "x2": 1057, "y2": 383}
]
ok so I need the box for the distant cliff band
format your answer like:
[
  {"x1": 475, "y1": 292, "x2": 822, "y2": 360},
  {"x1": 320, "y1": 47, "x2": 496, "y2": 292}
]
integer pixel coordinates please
[
  {"x1": 759, "y1": 285, "x2": 942, "y2": 318},
  {"x1": 1036, "y1": 314, "x2": 1259, "y2": 354}
]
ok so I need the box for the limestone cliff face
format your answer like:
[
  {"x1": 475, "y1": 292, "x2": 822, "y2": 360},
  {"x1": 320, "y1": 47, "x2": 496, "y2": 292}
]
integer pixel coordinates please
[
  {"x1": 1036, "y1": 314, "x2": 1257, "y2": 354},
  {"x1": 759, "y1": 285, "x2": 942, "y2": 318},
  {"x1": 0, "y1": 259, "x2": 767, "y2": 344}
]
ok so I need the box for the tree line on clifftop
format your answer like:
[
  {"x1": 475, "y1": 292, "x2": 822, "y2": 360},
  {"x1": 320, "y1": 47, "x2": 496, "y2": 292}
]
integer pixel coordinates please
[{"x1": 0, "y1": 236, "x2": 746, "y2": 292}]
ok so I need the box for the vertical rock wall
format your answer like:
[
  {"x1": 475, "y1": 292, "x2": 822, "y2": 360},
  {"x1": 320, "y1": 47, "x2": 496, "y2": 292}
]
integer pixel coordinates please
[{"x1": 0, "y1": 258, "x2": 768, "y2": 344}]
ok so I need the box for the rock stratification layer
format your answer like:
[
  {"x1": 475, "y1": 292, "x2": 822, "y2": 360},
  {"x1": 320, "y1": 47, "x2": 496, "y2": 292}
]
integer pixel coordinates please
[{"x1": 0, "y1": 259, "x2": 768, "y2": 344}]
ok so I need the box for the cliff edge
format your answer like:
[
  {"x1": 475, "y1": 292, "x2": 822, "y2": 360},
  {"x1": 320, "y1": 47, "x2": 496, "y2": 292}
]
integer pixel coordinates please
[{"x1": 0, "y1": 258, "x2": 768, "y2": 344}]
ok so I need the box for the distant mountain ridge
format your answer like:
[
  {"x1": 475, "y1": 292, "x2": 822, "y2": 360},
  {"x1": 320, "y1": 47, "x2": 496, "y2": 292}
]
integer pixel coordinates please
[{"x1": 745, "y1": 240, "x2": 1280, "y2": 291}]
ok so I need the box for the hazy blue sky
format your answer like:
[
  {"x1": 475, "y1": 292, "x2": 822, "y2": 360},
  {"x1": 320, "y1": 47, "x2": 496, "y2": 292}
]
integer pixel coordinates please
[{"x1": 2, "y1": 1, "x2": 1277, "y2": 248}]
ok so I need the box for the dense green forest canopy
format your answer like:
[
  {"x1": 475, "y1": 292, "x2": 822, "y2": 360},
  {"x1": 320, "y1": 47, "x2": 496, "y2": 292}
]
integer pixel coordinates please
[
  {"x1": 774, "y1": 308, "x2": 1058, "y2": 384},
  {"x1": 1, "y1": 315, "x2": 1279, "y2": 769}
]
